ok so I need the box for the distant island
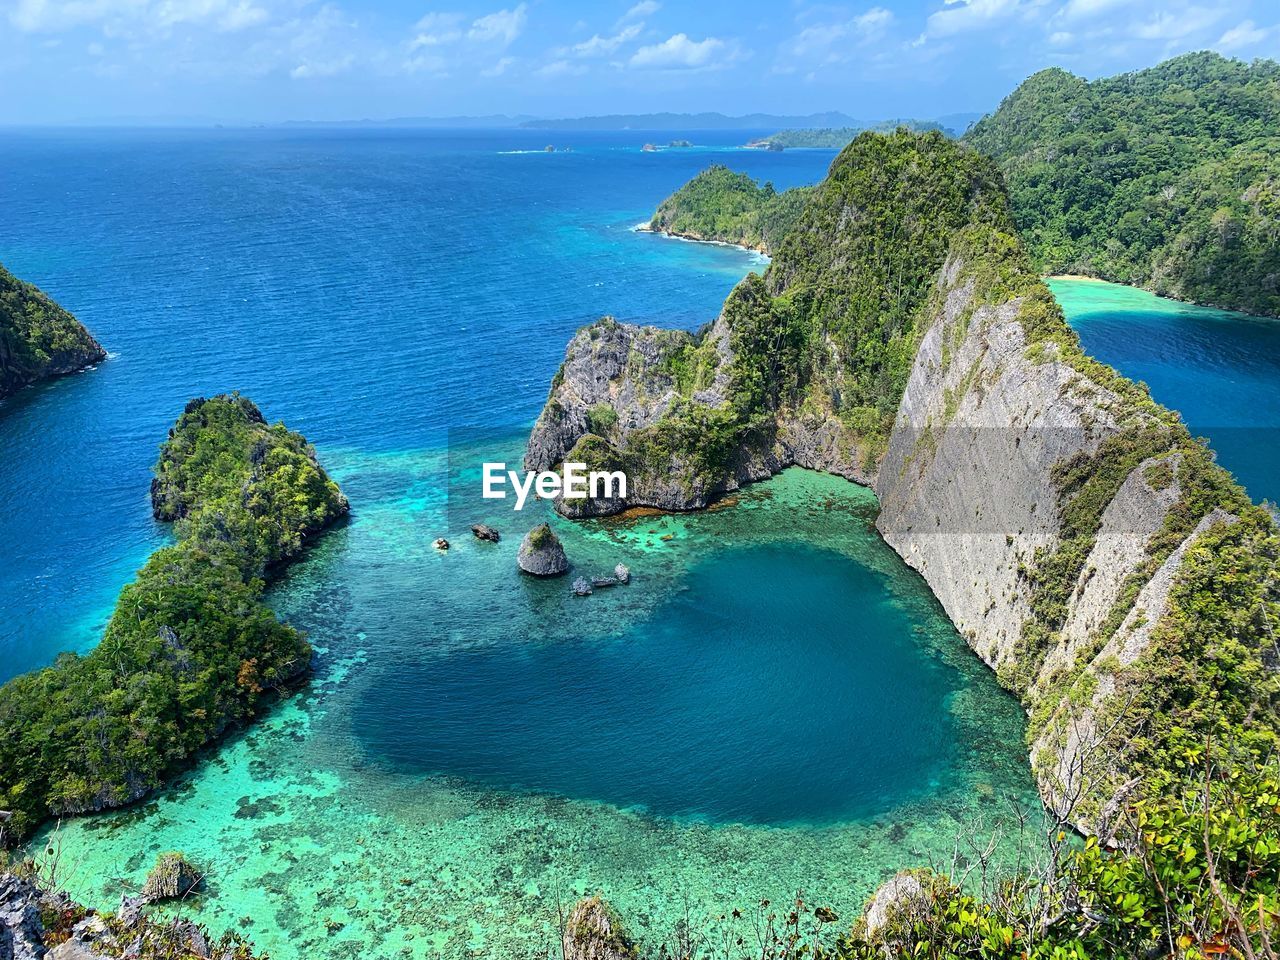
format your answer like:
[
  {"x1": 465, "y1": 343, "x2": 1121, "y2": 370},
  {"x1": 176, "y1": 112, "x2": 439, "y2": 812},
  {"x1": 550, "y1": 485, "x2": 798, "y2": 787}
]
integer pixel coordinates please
[
  {"x1": 643, "y1": 164, "x2": 811, "y2": 254},
  {"x1": 522, "y1": 110, "x2": 861, "y2": 131},
  {"x1": 0, "y1": 264, "x2": 106, "y2": 402}
]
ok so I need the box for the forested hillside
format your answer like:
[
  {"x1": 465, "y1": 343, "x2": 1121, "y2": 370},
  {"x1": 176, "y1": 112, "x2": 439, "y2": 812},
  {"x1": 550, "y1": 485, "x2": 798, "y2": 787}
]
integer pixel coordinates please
[{"x1": 966, "y1": 51, "x2": 1280, "y2": 315}]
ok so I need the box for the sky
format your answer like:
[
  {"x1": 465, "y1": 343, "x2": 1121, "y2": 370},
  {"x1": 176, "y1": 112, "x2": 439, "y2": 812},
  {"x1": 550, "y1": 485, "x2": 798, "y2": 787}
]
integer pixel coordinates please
[{"x1": 1, "y1": 0, "x2": 1279, "y2": 124}]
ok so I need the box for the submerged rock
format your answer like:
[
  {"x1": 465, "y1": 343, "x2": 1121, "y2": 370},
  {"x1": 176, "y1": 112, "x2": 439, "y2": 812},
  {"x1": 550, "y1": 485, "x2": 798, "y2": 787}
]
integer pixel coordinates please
[
  {"x1": 572, "y1": 577, "x2": 593, "y2": 596},
  {"x1": 614, "y1": 563, "x2": 630, "y2": 584},
  {"x1": 471, "y1": 524, "x2": 500, "y2": 542},
  {"x1": 591, "y1": 576, "x2": 619, "y2": 588},
  {"x1": 517, "y1": 524, "x2": 568, "y2": 577},
  {"x1": 140, "y1": 852, "x2": 201, "y2": 904},
  {"x1": 562, "y1": 896, "x2": 637, "y2": 960}
]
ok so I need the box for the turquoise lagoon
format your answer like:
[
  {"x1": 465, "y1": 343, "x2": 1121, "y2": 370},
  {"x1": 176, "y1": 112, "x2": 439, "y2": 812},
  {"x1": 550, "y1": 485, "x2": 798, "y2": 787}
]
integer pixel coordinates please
[{"x1": 2, "y1": 132, "x2": 1276, "y2": 958}]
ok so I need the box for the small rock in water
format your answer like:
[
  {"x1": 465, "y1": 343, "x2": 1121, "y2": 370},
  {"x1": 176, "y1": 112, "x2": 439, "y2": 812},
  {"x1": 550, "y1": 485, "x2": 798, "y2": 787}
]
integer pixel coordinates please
[
  {"x1": 572, "y1": 577, "x2": 593, "y2": 596},
  {"x1": 517, "y1": 523, "x2": 569, "y2": 576},
  {"x1": 591, "y1": 576, "x2": 619, "y2": 589},
  {"x1": 470, "y1": 524, "x2": 500, "y2": 542},
  {"x1": 614, "y1": 563, "x2": 630, "y2": 584},
  {"x1": 433, "y1": 538, "x2": 450, "y2": 551},
  {"x1": 141, "y1": 852, "x2": 202, "y2": 904}
]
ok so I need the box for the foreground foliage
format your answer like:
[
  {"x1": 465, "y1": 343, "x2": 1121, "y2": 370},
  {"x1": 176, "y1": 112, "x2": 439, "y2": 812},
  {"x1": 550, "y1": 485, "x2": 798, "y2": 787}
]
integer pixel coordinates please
[
  {"x1": 0, "y1": 394, "x2": 347, "y2": 842},
  {"x1": 966, "y1": 51, "x2": 1280, "y2": 316}
]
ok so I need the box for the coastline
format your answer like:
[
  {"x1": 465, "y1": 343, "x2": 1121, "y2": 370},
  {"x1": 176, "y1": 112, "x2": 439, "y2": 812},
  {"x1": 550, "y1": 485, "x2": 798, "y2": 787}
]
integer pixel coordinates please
[{"x1": 632, "y1": 222, "x2": 771, "y2": 259}]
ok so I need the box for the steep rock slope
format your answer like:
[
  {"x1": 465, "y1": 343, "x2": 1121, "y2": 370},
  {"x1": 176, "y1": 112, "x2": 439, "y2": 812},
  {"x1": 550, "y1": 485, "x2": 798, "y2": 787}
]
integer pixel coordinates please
[
  {"x1": 0, "y1": 264, "x2": 106, "y2": 402},
  {"x1": 528, "y1": 130, "x2": 1279, "y2": 830}
]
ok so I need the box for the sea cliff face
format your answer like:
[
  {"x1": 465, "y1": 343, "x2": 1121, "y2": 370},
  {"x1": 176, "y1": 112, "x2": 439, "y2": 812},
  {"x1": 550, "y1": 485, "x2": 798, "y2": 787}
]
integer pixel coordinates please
[
  {"x1": 527, "y1": 131, "x2": 1279, "y2": 832},
  {"x1": 0, "y1": 265, "x2": 106, "y2": 402}
]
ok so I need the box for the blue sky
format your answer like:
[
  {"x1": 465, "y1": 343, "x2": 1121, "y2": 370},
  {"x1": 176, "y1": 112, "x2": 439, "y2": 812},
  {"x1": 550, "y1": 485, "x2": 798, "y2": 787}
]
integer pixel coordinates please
[{"x1": 2, "y1": 0, "x2": 1279, "y2": 123}]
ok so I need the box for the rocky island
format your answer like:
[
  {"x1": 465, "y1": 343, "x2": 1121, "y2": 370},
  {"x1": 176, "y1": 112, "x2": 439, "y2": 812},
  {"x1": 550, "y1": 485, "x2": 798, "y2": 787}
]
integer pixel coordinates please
[
  {"x1": 526, "y1": 128, "x2": 1280, "y2": 953},
  {"x1": 643, "y1": 164, "x2": 812, "y2": 255},
  {"x1": 0, "y1": 264, "x2": 106, "y2": 402},
  {"x1": 0, "y1": 394, "x2": 347, "y2": 842}
]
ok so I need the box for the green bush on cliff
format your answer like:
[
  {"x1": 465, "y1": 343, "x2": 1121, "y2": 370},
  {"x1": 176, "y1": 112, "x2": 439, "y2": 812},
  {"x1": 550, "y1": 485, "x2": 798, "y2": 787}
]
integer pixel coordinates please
[
  {"x1": 966, "y1": 51, "x2": 1280, "y2": 315},
  {"x1": 0, "y1": 394, "x2": 347, "y2": 841}
]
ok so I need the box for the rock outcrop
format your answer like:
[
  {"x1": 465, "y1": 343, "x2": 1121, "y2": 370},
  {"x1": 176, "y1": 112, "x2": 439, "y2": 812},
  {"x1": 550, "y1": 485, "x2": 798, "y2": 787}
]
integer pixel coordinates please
[
  {"x1": 140, "y1": 853, "x2": 201, "y2": 904},
  {"x1": 562, "y1": 897, "x2": 637, "y2": 960},
  {"x1": 517, "y1": 524, "x2": 569, "y2": 576},
  {"x1": 0, "y1": 264, "x2": 106, "y2": 403}
]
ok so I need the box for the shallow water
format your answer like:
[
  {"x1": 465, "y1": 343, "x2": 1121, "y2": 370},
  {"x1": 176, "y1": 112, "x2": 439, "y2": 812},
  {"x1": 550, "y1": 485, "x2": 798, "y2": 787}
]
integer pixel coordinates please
[{"x1": 1048, "y1": 278, "x2": 1280, "y2": 501}]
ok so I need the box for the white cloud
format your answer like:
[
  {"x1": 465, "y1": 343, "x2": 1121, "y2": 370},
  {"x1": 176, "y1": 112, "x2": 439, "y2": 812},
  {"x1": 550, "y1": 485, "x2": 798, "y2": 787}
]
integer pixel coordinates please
[
  {"x1": 923, "y1": 0, "x2": 1024, "y2": 40},
  {"x1": 1216, "y1": 19, "x2": 1270, "y2": 51},
  {"x1": 629, "y1": 32, "x2": 727, "y2": 69},
  {"x1": 1132, "y1": 5, "x2": 1222, "y2": 41},
  {"x1": 622, "y1": 1, "x2": 658, "y2": 20},
  {"x1": 785, "y1": 6, "x2": 893, "y2": 59},
  {"x1": 481, "y1": 54, "x2": 513, "y2": 75},
  {"x1": 1048, "y1": 29, "x2": 1072, "y2": 44},
  {"x1": 410, "y1": 11, "x2": 463, "y2": 48},
  {"x1": 1058, "y1": 0, "x2": 1137, "y2": 20},
  {"x1": 290, "y1": 52, "x2": 352, "y2": 78},
  {"x1": 7, "y1": 0, "x2": 273, "y2": 32},
  {"x1": 468, "y1": 3, "x2": 525, "y2": 46},
  {"x1": 572, "y1": 21, "x2": 641, "y2": 57},
  {"x1": 535, "y1": 57, "x2": 585, "y2": 76}
]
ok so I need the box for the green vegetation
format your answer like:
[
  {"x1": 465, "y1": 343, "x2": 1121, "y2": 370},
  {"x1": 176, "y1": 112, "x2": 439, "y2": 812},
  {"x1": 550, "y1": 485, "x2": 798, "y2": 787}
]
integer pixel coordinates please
[
  {"x1": 0, "y1": 263, "x2": 106, "y2": 401},
  {"x1": 648, "y1": 164, "x2": 814, "y2": 254},
  {"x1": 966, "y1": 51, "x2": 1280, "y2": 316},
  {"x1": 0, "y1": 394, "x2": 347, "y2": 842}
]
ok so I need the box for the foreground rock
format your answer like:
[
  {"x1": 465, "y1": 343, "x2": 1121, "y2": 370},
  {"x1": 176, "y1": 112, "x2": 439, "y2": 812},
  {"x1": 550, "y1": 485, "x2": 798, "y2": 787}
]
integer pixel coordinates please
[
  {"x1": 0, "y1": 264, "x2": 107, "y2": 402},
  {"x1": 1, "y1": 870, "x2": 260, "y2": 960},
  {"x1": 140, "y1": 852, "x2": 201, "y2": 904},
  {"x1": 562, "y1": 897, "x2": 637, "y2": 960},
  {"x1": 614, "y1": 564, "x2": 630, "y2": 584},
  {"x1": 572, "y1": 577, "x2": 592, "y2": 596},
  {"x1": 517, "y1": 524, "x2": 568, "y2": 576}
]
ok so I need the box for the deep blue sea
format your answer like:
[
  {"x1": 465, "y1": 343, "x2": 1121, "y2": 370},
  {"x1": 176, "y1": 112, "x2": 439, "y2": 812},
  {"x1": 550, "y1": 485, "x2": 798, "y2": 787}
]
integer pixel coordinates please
[{"x1": 3, "y1": 129, "x2": 1278, "y2": 958}]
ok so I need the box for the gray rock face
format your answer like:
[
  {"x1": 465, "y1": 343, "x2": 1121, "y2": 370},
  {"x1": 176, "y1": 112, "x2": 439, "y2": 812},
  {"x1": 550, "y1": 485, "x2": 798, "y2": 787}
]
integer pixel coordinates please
[
  {"x1": 0, "y1": 874, "x2": 46, "y2": 960},
  {"x1": 471, "y1": 524, "x2": 500, "y2": 542},
  {"x1": 562, "y1": 897, "x2": 636, "y2": 960},
  {"x1": 614, "y1": 564, "x2": 630, "y2": 584},
  {"x1": 572, "y1": 577, "x2": 593, "y2": 596},
  {"x1": 517, "y1": 524, "x2": 569, "y2": 576},
  {"x1": 525, "y1": 308, "x2": 872, "y2": 517}
]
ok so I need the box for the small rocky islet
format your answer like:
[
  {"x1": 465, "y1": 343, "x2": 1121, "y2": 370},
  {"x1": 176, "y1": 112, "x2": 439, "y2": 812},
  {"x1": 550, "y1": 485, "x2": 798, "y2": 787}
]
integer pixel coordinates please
[{"x1": 0, "y1": 263, "x2": 106, "y2": 402}]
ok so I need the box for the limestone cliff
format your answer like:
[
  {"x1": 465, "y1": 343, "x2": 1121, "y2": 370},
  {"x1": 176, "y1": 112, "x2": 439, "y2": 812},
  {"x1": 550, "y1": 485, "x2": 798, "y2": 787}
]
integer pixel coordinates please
[
  {"x1": 528, "y1": 130, "x2": 1280, "y2": 831},
  {"x1": 0, "y1": 265, "x2": 106, "y2": 402}
]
